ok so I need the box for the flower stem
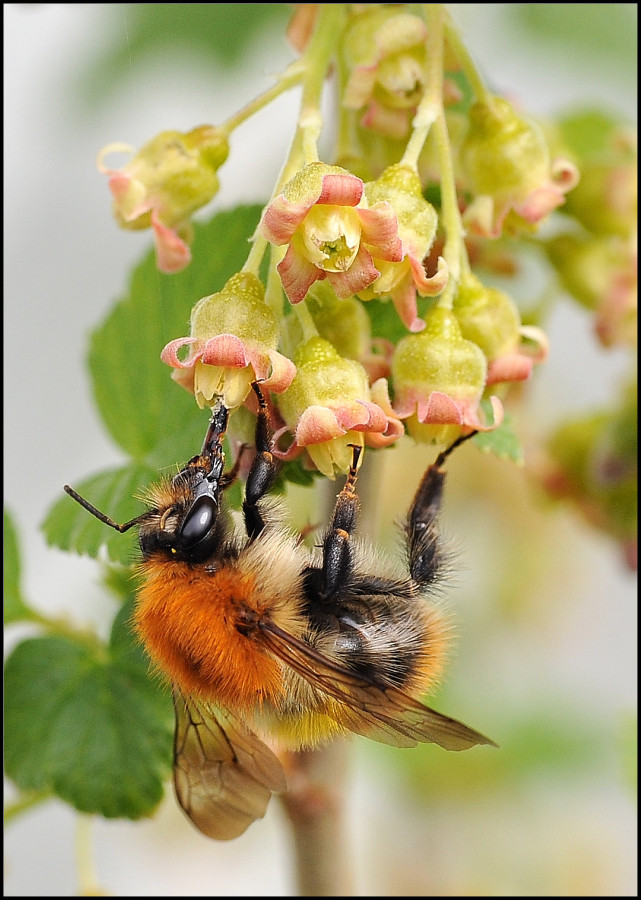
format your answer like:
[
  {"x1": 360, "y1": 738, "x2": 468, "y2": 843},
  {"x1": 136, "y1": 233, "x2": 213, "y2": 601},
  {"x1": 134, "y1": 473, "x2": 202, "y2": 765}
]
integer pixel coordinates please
[
  {"x1": 243, "y1": 5, "x2": 347, "y2": 278},
  {"x1": 219, "y1": 61, "x2": 305, "y2": 137},
  {"x1": 280, "y1": 739, "x2": 355, "y2": 896},
  {"x1": 76, "y1": 816, "x2": 106, "y2": 896},
  {"x1": 3, "y1": 789, "x2": 50, "y2": 825},
  {"x1": 401, "y1": 3, "x2": 445, "y2": 170},
  {"x1": 433, "y1": 107, "x2": 470, "y2": 308}
]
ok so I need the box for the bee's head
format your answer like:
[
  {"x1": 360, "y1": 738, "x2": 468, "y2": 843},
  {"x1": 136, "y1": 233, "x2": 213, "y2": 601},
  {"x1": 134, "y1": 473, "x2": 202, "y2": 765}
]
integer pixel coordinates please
[
  {"x1": 64, "y1": 399, "x2": 233, "y2": 566},
  {"x1": 139, "y1": 443, "x2": 230, "y2": 564}
]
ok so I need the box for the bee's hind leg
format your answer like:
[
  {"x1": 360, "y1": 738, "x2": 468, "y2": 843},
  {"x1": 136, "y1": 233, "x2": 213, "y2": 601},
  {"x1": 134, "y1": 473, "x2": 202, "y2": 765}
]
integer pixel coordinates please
[
  {"x1": 319, "y1": 445, "x2": 362, "y2": 600},
  {"x1": 406, "y1": 431, "x2": 476, "y2": 586}
]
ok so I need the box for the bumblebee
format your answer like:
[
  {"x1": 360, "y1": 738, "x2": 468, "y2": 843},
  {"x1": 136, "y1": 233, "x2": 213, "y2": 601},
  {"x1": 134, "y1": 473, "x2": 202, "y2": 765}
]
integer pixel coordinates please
[{"x1": 64, "y1": 383, "x2": 496, "y2": 840}]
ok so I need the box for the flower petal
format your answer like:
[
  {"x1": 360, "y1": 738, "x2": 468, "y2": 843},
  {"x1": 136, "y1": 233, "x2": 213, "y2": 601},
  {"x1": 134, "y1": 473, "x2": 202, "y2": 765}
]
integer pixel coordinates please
[
  {"x1": 486, "y1": 354, "x2": 533, "y2": 385},
  {"x1": 171, "y1": 366, "x2": 196, "y2": 394},
  {"x1": 260, "y1": 193, "x2": 311, "y2": 244},
  {"x1": 410, "y1": 254, "x2": 449, "y2": 297},
  {"x1": 343, "y1": 65, "x2": 378, "y2": 109},
  {"x1": 519, "y1": 325, "x2": 550, "y2": 364},
  {"x1": 295, "y1": 406, "x2": 346, "y2": 445},
  {"x1": 161, "y1": 337, "x2": 200, "y2": 367},
  {"x1": 420, "y1": 391, "x2": 464, "y2": 424},
  {"x1": 333, "y1": 400, "x2": 372, "y2": 431},
  {"x1": 96, "y1": 142, "x2": 136, "y2": 174},
  {"x1": 201, "y1": 333, "x2": 248, "y2": 368},
  {"x1": 326, "y1": 245, "x2": 379, "y2": 298},
  {"x1": 348, "y1": 400, "x2": 388, "y2": 433},
  {"x1": 359, "y1": 202, "x2": 403, "y2": 261},
  {"x1": 277, "y1": 243, "x2": 321, "y2": 303},
  {"x1": 389, "y1": 275, "x2": 424, "y2": 332},
  {"x1": 261, "y1": 349, "x2": 297, "y2": 393},
  {"x1": 151, "y1": 212, "x2": 192, "y2": 273},
  {"x1": 317, "y1": 173, "x2": 363, "y2": 207}
]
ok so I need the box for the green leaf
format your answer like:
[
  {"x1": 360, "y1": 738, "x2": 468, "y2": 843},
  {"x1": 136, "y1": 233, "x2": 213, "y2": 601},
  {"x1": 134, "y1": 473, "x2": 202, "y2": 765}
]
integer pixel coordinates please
[
  {"x1": 89, "y1": 205, "x2": 263, "y2": 461},
  {"x1": 473, "y1": 410, "x2": 523, "y2": 465},
  {"x1": 3, "y1": 508, "x2": 33, "y2": 624},
  {"x1": 77, "y1": 4, "x2": 292, "y2": 108},
  {"x1": 4, "y1": 633, "x2": 173, "y2": 820}
]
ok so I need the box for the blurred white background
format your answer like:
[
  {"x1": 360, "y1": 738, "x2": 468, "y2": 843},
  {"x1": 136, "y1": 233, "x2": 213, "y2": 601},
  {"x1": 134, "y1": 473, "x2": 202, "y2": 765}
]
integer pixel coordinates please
[{"x1": 4, "y1": 4, "x2": 637, "y2": 896}]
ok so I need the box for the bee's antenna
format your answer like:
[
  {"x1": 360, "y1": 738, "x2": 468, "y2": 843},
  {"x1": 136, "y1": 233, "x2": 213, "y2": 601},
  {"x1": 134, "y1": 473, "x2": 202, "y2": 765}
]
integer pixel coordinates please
[{"x1": 63, "y1": 485, "x2": 147, "y2": 533}]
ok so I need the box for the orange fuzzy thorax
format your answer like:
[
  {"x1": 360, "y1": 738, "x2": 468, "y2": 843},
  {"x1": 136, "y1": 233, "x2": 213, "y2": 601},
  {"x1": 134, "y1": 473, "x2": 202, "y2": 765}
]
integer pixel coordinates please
[{"x1": 134, "y1": 557, "x2": 284, "y2": 710}]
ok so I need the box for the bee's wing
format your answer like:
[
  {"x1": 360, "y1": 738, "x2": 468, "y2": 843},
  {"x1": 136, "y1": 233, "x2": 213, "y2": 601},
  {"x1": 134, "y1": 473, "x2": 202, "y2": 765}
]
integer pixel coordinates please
[
  {"x1": 172, "y1": 688, "x2": 287, "y2": 840},
  {"x1": 258, "y1": 622, "x2": 497, "y2": 752}
]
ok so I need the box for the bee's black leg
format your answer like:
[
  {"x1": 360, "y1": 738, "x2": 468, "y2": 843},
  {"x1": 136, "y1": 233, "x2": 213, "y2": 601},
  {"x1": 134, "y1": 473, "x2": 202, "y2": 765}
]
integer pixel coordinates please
[
  {"x1": 243, "y1": 383, "x2": 280, "y2": 540},
  {"x1": 320, "y1": 445, "x2": 362, "y2": 600},
  {"x1": 406, "y1": 432, "x2": 476, "y2": 585}
]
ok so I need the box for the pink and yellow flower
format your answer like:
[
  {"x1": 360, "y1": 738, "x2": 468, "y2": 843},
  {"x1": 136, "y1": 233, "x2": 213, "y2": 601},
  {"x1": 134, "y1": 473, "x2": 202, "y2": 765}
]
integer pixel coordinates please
[
  {"x1": 452, "y1": 272, "x2": 549, "y2": 385},
  {"x1": 161, "y1": 272, "x2": 295, "y2": 409},
  {"x1": 340, "y1": 6, "x2": 428, "y2": 140},
  {"x1": 259, "y1": 162, "x2": 403, "y2": 305},
  {"x1": 392, "y1": 306, "x2": 503, "y2": 445},
  {"x1": 359, "y1": 164, "x2": 448, "y2": 331},
  {"x1": 459, "y1": 98, "x2": 579, "y2": 238},
  {"x1": 275, "y1": 337, "x2": 401, "y2": 477},
  {"x1": 98, "y1": 125, "x2": 229, "y2": 273}
]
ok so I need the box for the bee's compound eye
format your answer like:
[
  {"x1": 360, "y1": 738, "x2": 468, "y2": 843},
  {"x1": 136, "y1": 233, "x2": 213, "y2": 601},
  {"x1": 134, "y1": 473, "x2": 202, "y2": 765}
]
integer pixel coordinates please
[{"x1": 179, "y1": 495, "x2": 217, "y2": 549}]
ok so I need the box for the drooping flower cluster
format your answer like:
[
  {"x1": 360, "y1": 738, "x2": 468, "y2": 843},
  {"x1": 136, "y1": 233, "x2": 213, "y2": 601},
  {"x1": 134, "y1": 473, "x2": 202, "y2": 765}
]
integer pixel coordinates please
[{"x1": 97, "y1": 3, "x2": 625, "y2": 487}]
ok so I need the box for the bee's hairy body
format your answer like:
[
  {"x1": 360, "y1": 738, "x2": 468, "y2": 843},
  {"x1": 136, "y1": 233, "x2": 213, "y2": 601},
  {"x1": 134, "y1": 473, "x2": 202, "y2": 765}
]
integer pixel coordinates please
[
  {"x1": 64, "y1": 384, "x2": 495, "y2": 840},
  {"x1": 136, "y1": 497, "x2": 449, "y2": 749}
]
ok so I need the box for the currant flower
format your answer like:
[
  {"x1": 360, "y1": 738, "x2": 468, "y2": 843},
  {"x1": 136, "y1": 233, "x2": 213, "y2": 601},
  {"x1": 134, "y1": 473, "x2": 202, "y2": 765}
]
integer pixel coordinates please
[
  {"x1": 392, "y1": 306, "x2": 503, "y2": 445},
  {"x1": 453, "y1": 272, "x2": 549, "y2": 385},
  {"x1": 259, "y1": 162, "x2": 403, "y2": 304},
  {"x1": 459, "y1": 97, "x2": 579, "y2": 238},
  {"x1": 98, "y1": 125, "x2": 229, "y2": 273},
  {"x1": 340, "y1": 6, "x2": 428, "y2": 140},
  {"x1": 161, "y1": 272, "x2": 295, "y2": 409},
  {"x1": 275, "y1": 336, "x2": 398, "y2": 478},
  {"x1": 359, "y1": 164, "x2": 448, "y2": 332}
]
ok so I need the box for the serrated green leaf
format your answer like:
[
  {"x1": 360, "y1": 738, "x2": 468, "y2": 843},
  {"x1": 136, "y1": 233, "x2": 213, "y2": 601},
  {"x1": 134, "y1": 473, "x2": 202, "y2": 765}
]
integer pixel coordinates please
[
  {"x1": 89, "y1": 205, "x2": 263, "y2": 461},
  {"x1": 4, "y1": 508, "x2": 34, "y2": 624},
  {"x1": 473, "y1": 410, "x2": 523, "y2": 464},
  {"x1": 4, "y1": 635, "x2": 173, "y2": 820}
]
